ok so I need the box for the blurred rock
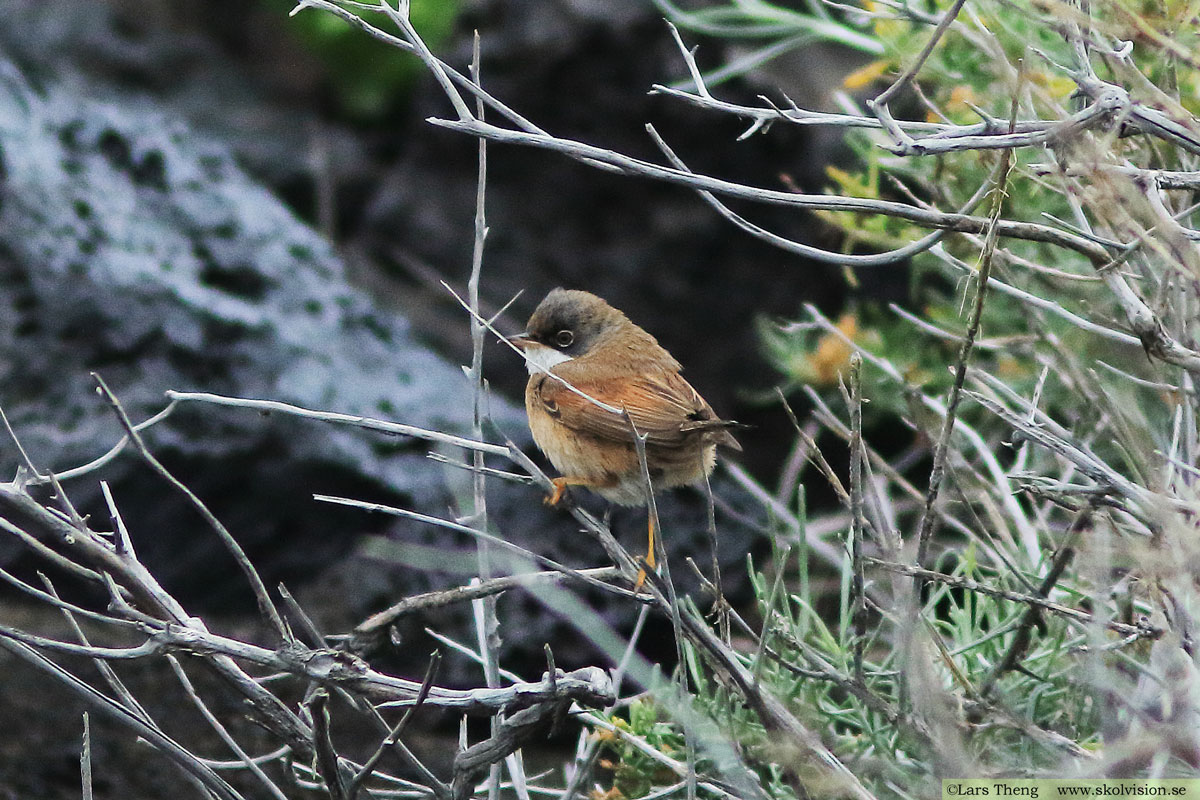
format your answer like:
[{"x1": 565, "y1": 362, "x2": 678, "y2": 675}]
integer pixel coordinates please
[
  {"x1": 0, "y1": 52, "x2": 530, "y2": 600},
  {"x1": 0, "y1": 0, "x2": 879, "y2": 792},
  {"x1": 0, "y1": 16, "x2": 759, "y2": 672},
  {"x1": 0, "y1": 0, "x2": 365, "y2": 189}
]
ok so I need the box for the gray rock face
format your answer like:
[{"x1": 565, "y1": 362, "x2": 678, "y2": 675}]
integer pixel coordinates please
[
  {"x1": 0, "y1": 55, "x2": 526, "y2": 597},
  {"x1": 0, "y1": 41, "x2": 754, "y2": 616},
  {"x1": 0, "y1": 0, "x2": 764, "y2": 686},
  {"x1": 0, "y1": 7, "x2": 781, "y2": 794}
]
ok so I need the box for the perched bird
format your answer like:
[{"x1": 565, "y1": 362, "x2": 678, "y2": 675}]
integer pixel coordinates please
[{"x1": 509, "y1": 288, "x2": 742, "y2": 582}]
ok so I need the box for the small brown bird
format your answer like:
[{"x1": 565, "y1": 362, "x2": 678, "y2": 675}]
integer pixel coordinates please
[{"x1": 509, "y1": 288, "x2": 742, "y2": 580}]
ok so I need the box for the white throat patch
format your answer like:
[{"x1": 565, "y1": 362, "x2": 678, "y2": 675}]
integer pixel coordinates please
[{"x1": 523, "y1": 344, "x2": 574, "y2": 375}]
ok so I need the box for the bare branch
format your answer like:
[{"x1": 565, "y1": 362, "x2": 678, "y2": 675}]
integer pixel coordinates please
[
  {"x1": 166, "y1": 390, "x2": 512, "y2": 457},
  {"x1": 914, "y1": 101, "x2": 1016, "y2": 570},
  {"x1": 427, "y1": 117, "x2": 1113, "y2": 263},
  {"x1": 0, "y1": 637, "x2": 246, "y2": 800},
  {"x1": 348, "y1": 567, "x2": 621, "y2": 656},
  {"x1": 92, "y1": 374, "x2": 290, "y2": 643}
]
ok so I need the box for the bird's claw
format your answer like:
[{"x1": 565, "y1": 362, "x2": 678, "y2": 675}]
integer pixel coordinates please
[{"x1": 544, "y1": 478, "x2": 569, "y2": 507}]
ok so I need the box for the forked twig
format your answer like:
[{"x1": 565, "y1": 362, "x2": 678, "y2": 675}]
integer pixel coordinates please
[
  {"x1": 93, "y1": 374, "x2": 290, "y2": 643},
  {"x1": 914, "y1": 90, "x2": 1020, "y2": 572}
]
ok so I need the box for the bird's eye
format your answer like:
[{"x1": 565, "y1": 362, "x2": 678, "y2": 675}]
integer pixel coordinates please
[{"x1": 554, "y1": 329, "x2": 574, "y2": 348}]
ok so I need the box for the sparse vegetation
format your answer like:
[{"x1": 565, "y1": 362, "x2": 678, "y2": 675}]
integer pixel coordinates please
[{"x1": 1, "y1": 0, "x2": 1198, "y2": 798}]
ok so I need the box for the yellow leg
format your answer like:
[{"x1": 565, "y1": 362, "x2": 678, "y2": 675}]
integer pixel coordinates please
[
  {"x1": 546, "y1": 477, "x2": 570, "y2": 506},
  {"x1": 634, "y1": 513, "x2": 657, "y2": 592}
]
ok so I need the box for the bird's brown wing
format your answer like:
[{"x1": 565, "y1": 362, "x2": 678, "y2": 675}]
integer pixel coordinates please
[{"x1": 533, "y1": 369, "x2": 741, "y2": 451}]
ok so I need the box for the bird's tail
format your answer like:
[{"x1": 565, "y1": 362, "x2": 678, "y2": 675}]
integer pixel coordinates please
[{"x1": 681, "y1": 418, "x2": 748, "y2": 451}]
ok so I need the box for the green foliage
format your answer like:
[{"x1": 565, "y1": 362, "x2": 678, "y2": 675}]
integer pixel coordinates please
[
  {"x1": 592, "y1": 0, "x2": 1200, "y2": 796},
  {"x1": 595, "y1": 542, "x2": 1115, "y2": 800},
  {"x1": 652, "y1": 0, "x2": 885, "y2": 87},
  {"x1": 765, "y1": 0, "x2": 1200, "y2": 438},
  {"x1": 266, "y1": 0, "x2": 460, "y2": 118},
  {"x1": 598, "y1": 700, "x2": 691, "y2": 798}
]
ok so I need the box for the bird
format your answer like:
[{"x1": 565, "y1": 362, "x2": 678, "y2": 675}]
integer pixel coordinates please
[{"x1": 508, "y1": 288, "x2": 742, "y2": 586}]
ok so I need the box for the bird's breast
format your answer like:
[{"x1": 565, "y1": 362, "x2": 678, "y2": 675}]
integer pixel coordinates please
[{"x1": 526, "y1": 379, "x2": 626, "y2": 462}]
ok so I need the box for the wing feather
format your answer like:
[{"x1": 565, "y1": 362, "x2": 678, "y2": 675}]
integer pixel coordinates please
[{"x1": 534, "y1": 370, "x2": 740, "y2": 451}]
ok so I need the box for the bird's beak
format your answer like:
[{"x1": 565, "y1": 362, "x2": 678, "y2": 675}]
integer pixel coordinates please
[{"x1": 507, "y1": 333, "x2": 534, "y2": 350}]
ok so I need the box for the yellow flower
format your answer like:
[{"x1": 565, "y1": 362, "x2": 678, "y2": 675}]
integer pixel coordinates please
[
  {"x1": 807, "y1": 313, "x2": 860, "y2": 385},
  {"x1": 843, "y1": 59, "x2": 892, "y2": 90},
  {"x1": 1027, "y1": 70, "x2": 1077, "y2": 98},
  {"x1": 996, "y1": 353, "x2": 1024, "y2": 378},
  {"x1": 946, "y1": 85, "x2": 978, "y2": 112},
  {"x1": 825, "y1": 165, "x2": 876, "y2": 198},
  {"x1": 591, "y1": 726, "x2": 620, "y2": 743}
]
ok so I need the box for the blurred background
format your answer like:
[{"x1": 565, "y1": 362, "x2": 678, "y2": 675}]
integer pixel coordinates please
[{"x1": 0, "y1": 0, "x2": 883, "y2": 793}]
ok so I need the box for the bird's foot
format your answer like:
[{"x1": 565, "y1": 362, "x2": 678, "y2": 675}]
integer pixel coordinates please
[
  {"x1": 633, "y1": 547, "x2": 657, "y2": 595},
  {"x1": 544, "y1": 477, "x2": 570, "y2": 507}
]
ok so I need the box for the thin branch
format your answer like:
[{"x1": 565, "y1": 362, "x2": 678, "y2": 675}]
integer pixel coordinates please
[
  {"x1": 865, "y1": 558, "x2": 1159, "y2": 639},
  {"x1": 348, "y1": 652, "x2": 442, "y2": 800},
  {"x1": 166, "y1": 391, "x2": 511, "y2": 457},
  {"x1": 0, "y1": 636, "x2": 246, "y2": 800},
  {"x1": 168, "y1": 656, "x2": 290, "y2": 800},
  {"x1": 348, "y1": 568, "x2": 621, "y2": 655},
  {"x1": 80, "y1": 714, "x2": 94, "y2": 800},
  {"x1": 464, "y1": 37, "x2": 508, "y2": 800},
  {"x1": 914, "y1": 108, "x2": 1017, "y2": 571},
  {"x1": 426, "y1": 117, "x2": 1113, "y2": 263},
  {"x1": 647, "y1": 124, "x2": 995, "y2": 266},
  {"x1": 1029, "y1": 163, "x2": 1200, "y2": 191},
  {"x1": 978, "y1": 511, "x2": 1086, "y2": 696},
  {"x1": 848, "y1": 353, "x2": 866, "y2": 683},
  {"x1": 30, "y1": 401, "x2": 179, "y2": 484},
  {"x1": 92, "y1": 374, "x2": 290, "y2": 643},
  {"x1": 314, "y1": 494, "x2": 645, "y2": 603},
  {"x1": 0, "y1": 516, "x2": 115, "y2": 592},
  {"x1": 40, "y1": 574, "x2": 153, "y2": 722},
  {"x1": 930, "y1": 247, "x2": 1143, "y2": 347},
  {"x1": 309, "y1": 690, "x2": 349, "y2": 800}
]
